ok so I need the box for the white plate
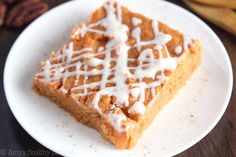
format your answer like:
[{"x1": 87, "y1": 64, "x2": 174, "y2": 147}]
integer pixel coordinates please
[{"x1": 4, "y1": 0, "x2": 233, "y2": 156}]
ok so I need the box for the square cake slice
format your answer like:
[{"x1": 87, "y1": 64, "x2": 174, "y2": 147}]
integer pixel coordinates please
[{"x1": 33, "y1": 0, "x2": 201, "y2": 149}]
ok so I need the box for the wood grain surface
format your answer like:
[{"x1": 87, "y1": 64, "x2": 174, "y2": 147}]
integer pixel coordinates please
[
  {"x1": 183, "y1": 0, "x2": 236, "y2": 36},
  {"x1": 0, "y1": 0, "x2": 235, "y2": 156}
]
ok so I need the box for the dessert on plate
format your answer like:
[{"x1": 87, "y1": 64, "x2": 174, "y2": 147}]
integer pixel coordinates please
[{"x1": 33, "y1": 0, "x2": 201, "y2": 149}]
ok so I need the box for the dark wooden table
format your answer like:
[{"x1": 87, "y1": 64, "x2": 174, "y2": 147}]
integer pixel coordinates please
[{"x1": 0, "y1": 1, "x2": 235, "y2": 156}]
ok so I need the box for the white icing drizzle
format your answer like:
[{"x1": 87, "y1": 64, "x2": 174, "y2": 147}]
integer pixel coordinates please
[
  {"x1": 132, "y1": 17, "x2": 142, "y2": 26},
  {"x1": 98, "y1": 46, "x2": 104, "y2": 52},
  {"x1": 36, "y1": 1, "x2": 191, "y2": 133},
  {"x1": 129, "y1": 101, "x2": 146, "y2": 114},
  {"x1": 130, "y1": 87, "x2": 141, "y2": 98},
  {"x1": 133, "y1": 49, "x2": 177, "y2": 79},
  {"x1": 106, "y1": 110, "x2": 131, "y2": 132},
  {"x1": 175, "y1": 45, "x2": 182, "y2": 54},
  {"x1": 132, "y1": 27, "x2": 142, "y2": 51},
  {"x1": 86, "y1": 58, "x2": 103, "y2": 67},
  {"x1": 155, "y1": 45, "x2": 163, "y2": 51}
]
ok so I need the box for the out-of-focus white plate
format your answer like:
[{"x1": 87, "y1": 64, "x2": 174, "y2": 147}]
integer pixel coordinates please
[{"x1": 4, "y1": 0, "x2": 233, "y2": 156}]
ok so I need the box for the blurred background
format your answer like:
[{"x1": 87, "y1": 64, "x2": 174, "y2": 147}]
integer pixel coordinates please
[{"x1": 0, "y1": 0, "x2": 235, "y2": 156}]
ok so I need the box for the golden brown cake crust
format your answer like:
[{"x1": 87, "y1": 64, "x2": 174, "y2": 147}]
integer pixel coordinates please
[{"x1": 33, "y1": 0, "x2": 201, "y2": 149}]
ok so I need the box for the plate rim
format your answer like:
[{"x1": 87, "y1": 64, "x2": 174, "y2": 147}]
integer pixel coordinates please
[{"x1": 3, "y1": 0, "x2": 233, "y2": 156}]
